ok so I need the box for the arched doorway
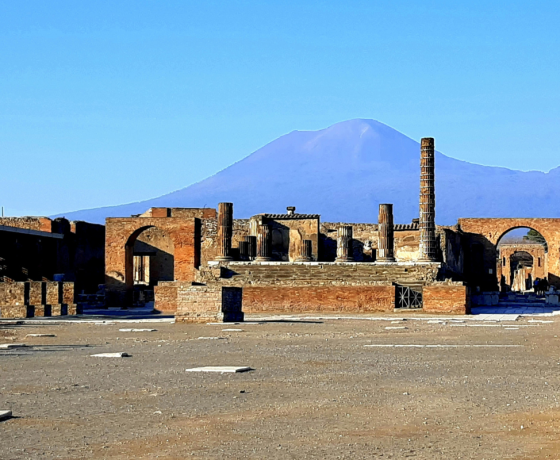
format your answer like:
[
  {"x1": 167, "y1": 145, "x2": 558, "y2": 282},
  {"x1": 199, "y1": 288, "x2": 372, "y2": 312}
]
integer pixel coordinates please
[
  {"x1": 496, "y1": 227, "x2": 547, "y2": 293},
  {"x1": 125, "y1": 226, "x2": 175, "y2": 306}
]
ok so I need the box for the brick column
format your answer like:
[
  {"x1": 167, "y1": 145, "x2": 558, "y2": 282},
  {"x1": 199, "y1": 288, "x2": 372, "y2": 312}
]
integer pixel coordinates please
[
  {"x1": 255, "y1": 224, "x2": 272, "y2": 262},
  {"x1": 336, "y1": 226, "x2": 354, "y2": 262},
  {"x1": 377, "y1": 204, "x2": 396, "y2": 262},
  {"x1": 295, "y1": 240, "x2": 312, "y2": 262},
  {"x1": 419, "y1": 138, "x2": 437, "y2": 261},
  {"x1": 216, "y1": 202, "x2": 234, "y2": 261},
  {"x1": 244, "y1": 236, "x2": 257, "y2": 260}
]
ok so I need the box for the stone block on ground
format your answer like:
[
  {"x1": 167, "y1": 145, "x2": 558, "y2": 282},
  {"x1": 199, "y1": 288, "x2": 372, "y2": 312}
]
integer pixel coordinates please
[
  {"x1": 0, "y1": 410, "x2": 12, "y2": 421},
  {"x1": 175, "y1": 284, "x2": 244, "y2": 323},
  {"x1": 185, "y1": 366, "x2": 253, "y2": 373},
  {"x1": 91, "y1": 352, "x2": 131, "y2": 358},
  {"x1": 0, "y1": 305, "x2": 32, "y2": 319}
]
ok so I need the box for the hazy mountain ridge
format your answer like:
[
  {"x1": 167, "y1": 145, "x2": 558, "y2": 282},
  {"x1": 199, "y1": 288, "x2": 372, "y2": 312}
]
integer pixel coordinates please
[{"x1": 54, "y1": 119, "x2": 560, "y2": 225}]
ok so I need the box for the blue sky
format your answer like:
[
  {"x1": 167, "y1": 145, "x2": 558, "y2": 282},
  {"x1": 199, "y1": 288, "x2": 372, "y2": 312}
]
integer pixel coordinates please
[{"x1": 1, "y1": 1, "x2": 560, "y2": 216}]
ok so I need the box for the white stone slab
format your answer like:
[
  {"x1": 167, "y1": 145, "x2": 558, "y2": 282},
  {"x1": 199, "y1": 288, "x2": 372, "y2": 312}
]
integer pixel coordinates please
[
  {"x1": 222, "y1": 329, "x2": 244, "y2": 332},
  {"x1": 385, "y1": 326, "x2": 407, "y2": 330},
  {"x1": 26, "y1": 334, "x2": 56, "y2": 338},
  {"x1": 185, "y1": 366, "x2": 253, "y2": 373},
  {"x1": 0, "y1": 343, "x2": 28, "y2": 349},
  {"x1": 528, "y1": 320, "x2": 554, "y2": 323},
  {"x1": 118, "y1": 329, "x2": 157, "y2": 332},
  {"x1": 197, "y1": 337, "x2": 225, "y2": 340},
  {"x1": 504, "y1": 327, "x2": 519, "y2": 330},
  {"x1": 0, "y1": 410, "x2": 12, "y2": 421},
  {"x1": 91, "y1": 352, "x2": 131, "y2": 358}
]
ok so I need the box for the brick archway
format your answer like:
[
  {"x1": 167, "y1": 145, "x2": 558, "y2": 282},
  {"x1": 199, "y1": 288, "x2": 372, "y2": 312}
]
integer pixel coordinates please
[
  {"x1": 498, "y1": 244, "x2": 546, "y2": 291},
  {"x1": 105, "y1": 217, "x2": 201, "y2": 307},
  {"x1": 459, "y1": 218, "x2": 560, "y2": 288}
]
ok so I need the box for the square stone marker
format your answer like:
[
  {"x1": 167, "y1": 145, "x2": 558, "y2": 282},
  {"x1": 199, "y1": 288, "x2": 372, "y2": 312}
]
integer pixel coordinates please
[
  {"x1": 0, "y1": 343, "x2": 28, "y2": 349},
  {"x1": 26, "y1": 334, "x2": 56, "y2": 338},
  {"x1": 91, "y1": 352, "x2": 131, "y2": 358},
  {"x1": 385, "y1": 326, "x2": 407, "y2": 330},
  {"x1": 0, "y1": 410, "x2": 12, "y2": 421},
  {"x1": 186, "y1": 366, "x2": 253, "y2": 373},
  {"x1": 222, "y1": 329, "x2": 244, "y2": 332}
]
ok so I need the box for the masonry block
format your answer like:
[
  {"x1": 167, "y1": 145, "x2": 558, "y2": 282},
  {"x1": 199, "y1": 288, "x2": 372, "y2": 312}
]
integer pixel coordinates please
[{"x1": 175, "y1": 284, "x2": 244, "y2": 323}]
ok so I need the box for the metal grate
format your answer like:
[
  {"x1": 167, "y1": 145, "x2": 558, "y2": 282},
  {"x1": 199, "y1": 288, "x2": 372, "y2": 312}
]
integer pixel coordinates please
[{"x1": 396, "y1": 285, "x2": 423, "y2": 309}]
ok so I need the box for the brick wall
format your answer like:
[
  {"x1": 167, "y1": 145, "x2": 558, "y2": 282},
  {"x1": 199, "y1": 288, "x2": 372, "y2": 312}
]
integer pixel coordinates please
[
  {"x1": 0, "y1": 281, "x2": 76, "y2": 318},
  {"x1": 243, "y1": 285, "x2": 395, "y2": 314},
  {"x1": 423, "y1": 284, "x2": 470, "y2": 314},
  {"x1": 154, "y1": 282, "x2": 178, "y2": 313},
  {"x1": 105, "y1": 217, "x2": 201, "y2": 307}
]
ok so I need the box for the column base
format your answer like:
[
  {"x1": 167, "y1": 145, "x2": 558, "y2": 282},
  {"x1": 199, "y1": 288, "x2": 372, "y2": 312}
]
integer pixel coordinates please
[
  {"x1": 215, "y1": 256, "x2": 234, "y2": 262},
  {"x1": 335, "y1": 257, "x2": 354, "y2": 263},
  {"x1": 377, "y1": 257, "x2": 396, "y2": 262},
  {"x1": 295, "y1": 257, "x2": 312, "y2": 262},
  {"x1": 255, "y1": 257, "x2": 272, "y2": 262}
]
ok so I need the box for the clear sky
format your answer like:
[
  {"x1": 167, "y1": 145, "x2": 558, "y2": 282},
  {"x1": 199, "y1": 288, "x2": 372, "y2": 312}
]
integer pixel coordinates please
[{"x1": 1, "y1": 1, "x2": 559, "y2": 217}]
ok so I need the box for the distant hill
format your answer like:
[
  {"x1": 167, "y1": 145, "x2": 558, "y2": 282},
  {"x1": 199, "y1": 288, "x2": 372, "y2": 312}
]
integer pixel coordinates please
[{"x1": 54, "y1": 119, "x2": 560, "y2": 225}]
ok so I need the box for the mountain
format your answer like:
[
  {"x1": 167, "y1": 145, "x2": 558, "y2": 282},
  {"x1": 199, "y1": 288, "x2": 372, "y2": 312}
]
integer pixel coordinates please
[{"x1": 54, "y1": 119, "x2": 560, "y2": 225}]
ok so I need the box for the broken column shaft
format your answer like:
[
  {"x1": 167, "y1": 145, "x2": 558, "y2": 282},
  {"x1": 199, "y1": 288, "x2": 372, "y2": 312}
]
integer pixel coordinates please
[
  {"x1": 377, "y1": 204, "x2": 395, "y2": 262},
  {"x1": 244, "y1": 236, "x2": 257, "y2": 260},
  {"x1": 216, "y1": 202, "x2": 234, "y2": 261},
  {"x1": 419, "y1": 138, "x2": 437, "y2": 261},
  {"x1": 336, "y1": 226, "x2": 354, "y2": 262},
  {"x1": 255, "y1": 224, "x2": 272, "y2": 261}
]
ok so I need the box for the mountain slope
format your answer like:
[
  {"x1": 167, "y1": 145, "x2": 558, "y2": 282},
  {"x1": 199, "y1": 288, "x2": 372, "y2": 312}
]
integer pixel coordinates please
[{"x1": 55, "y1": 119, "x2": 559, "y2": 225}]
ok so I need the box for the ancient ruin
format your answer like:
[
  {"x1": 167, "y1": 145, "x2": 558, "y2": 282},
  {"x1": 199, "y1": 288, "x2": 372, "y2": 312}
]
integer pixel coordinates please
[{"x1": 1, "y1": 137, "x2": 559, "y2": 320}]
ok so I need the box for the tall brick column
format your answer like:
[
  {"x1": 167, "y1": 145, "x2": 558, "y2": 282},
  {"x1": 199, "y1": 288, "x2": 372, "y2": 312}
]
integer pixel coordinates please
[
  {"x1": 378, "y1": 204, "x2": 395, "y2": 262},
  {"x1": 419, "y1": 138, "x2": 437, "y2": 261},
  {"x1": 255, "y1": 224, "x2": 272, "y2": 262},
  {"x1": 216, "y1": 202, "x2": 234, "y2": 261},
  {"x1": 295, "y1": 240, "x2": 312, "y2": 262},
  {"x1": 336, "y1": 226, "x2": 354, "y2": 262}
]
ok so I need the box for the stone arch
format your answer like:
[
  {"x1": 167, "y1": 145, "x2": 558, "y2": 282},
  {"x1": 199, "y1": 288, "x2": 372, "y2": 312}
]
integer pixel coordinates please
[
  {"x1": 459, "y1": 218, "x2": 560, "y2": 289},
  {"x1": 105, "y1": 217, "x2": 201, "y2": 307},
  {"x1": 125, "y1": 225, "x2": 175, "y2": 290}
]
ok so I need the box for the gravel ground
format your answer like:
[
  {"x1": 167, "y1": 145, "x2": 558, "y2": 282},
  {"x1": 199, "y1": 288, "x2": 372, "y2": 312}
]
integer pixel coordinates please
[{"x1": 1, "y1": 316, "x2": 560, "y2": 459}]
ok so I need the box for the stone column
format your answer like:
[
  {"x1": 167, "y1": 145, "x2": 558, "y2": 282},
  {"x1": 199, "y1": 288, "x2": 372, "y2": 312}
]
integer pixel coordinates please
[
  {"x1": 419, "y1": 138, "x2": 437, "y2": 261},
  {"x1": 238, "y1": 241, "x2": 249, "y2": 261},
  {"x1": 244, "y1": 236, "x2": 257, "y2": 260},
  {"x1": 255, "y1": 224, "x2": 272, "y2": 261},
  {"x1": 295, "y1": 240, "x2": 312, "y2": 262},
  {"x1": 216, "y1": 202, "x2": 234, "y2": 261},
  {"x1": 335, "y1": 226, "x2": 354, "y2": 262},
  {"x1": 377, "y1": 204, "x2": 395, "y2": 262}
]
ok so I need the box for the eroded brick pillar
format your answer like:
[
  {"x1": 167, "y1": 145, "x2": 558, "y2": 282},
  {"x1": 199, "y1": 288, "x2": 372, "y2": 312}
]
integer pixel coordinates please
[
  {"x1": 216, "y1": 202, "x2": 234, "y2": 261},
  {"x1": 419, "y1": 137, "x2": 437, "y2": 261},
  {"x1": 336, "y1": 226, "x2": 354, "y2": 262},
  {"x1": 378, "y1": 204, "x2": 395, "y2": 262},
  {"x1": 295, "y1": 240, "x2": 312, "y2": 262},
  {"x1": 255, "y1": 224, "x2": 272, "y2": 262}
]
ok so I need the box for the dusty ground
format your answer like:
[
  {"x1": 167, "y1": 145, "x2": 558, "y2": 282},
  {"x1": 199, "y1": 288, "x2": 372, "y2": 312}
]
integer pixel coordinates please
[{"x1": 1, "y1": 315, "x2": 560, "y2": 459}]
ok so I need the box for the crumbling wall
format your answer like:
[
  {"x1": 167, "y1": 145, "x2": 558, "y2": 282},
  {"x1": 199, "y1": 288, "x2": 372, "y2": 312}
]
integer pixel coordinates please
[{"x1": 175, "y1": 283, "x2": 243, "y2": 323}]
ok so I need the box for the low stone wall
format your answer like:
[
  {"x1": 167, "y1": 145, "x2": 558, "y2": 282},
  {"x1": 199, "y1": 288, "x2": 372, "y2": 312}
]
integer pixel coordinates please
[
  {"x1": 175, "y1": 283, "x2": 243, "y2": 323},
  {"x1": 198, "y1": 261, "x2": 441, "y2": 287},
  {"x1": 0, "y1": 281, "x2": 77, "y2": 318},
  {"x1": 243, "y1": 285, "x2": 395, "y2": 314},
  {"x1": 423, "y1": 284, "x2": 470, "y2": 314},
  {"x1": 154, "y1": 282, "x2": 178, "y2": 313},
  {"x1": 470, "y1": 292, "x2": 499, "y2": 307}
]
